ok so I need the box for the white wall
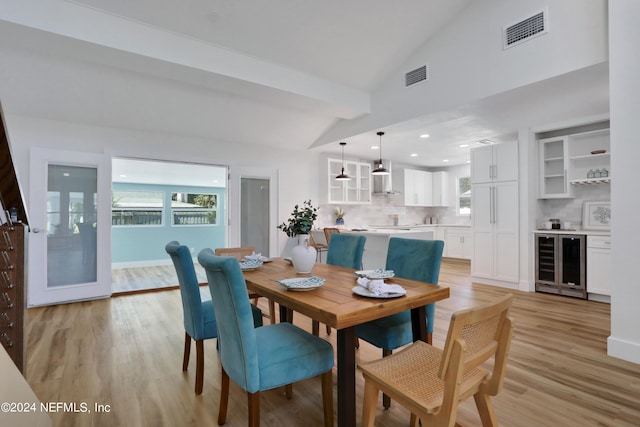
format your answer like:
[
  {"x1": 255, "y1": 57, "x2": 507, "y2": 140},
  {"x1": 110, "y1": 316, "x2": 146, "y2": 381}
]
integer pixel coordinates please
[
  {"x1": 5, "y1": 114, "x2": 320, "y2": 257},
  {"x1": 608, "y1": 0, "x2": 640, "y2": 364},
  {"x1": 317, "y1": 0, "x2": 609, "y2": 144}
]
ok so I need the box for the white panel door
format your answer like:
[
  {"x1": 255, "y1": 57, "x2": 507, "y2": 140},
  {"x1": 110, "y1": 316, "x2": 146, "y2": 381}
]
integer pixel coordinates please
[
  {"x1": 28, "y1": 148, "x2": 112, "y2": 306},
  {"x1": 471, "y1": 183, "x2": 493, "y2": 277},
  {"x1": 494, "y1": 181, "x2": 519, "y2": 282}
]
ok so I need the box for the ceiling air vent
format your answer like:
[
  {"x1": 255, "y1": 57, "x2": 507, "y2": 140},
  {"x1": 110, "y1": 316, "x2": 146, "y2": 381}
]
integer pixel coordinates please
[
  {"x1": 405, "y1": 65, "x2": 428, "y2": 87},
  {"x1": 503, "y1": 8, "x2": 548, "y2": 49}
]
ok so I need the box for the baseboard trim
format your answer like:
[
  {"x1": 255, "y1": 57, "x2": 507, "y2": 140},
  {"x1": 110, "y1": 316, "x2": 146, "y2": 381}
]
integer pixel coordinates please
[
  {"x1": 608, "y1": 336, "x2": 640, "y2": 364},
  {"x1": 471, "y1": 276, "x2": 519, "y2": 290}
]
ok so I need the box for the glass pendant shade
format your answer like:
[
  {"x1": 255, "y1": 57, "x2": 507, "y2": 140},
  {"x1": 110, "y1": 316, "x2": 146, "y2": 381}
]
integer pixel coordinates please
[
  {"x1": 335, "y1": 142, "x2": 351, "y2": 181},
  {"x1": 371, "y1": 131, "x2": 390, "y2": 175}
]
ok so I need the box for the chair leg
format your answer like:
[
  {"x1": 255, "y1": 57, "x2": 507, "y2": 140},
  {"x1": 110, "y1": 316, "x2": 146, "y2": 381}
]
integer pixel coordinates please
[
  {"x1": 269, "y1": 299, "x2": 277, "y2": 324},
  {"x1": 382, "y1": 348, "x2": 392, "y2": 409},
  {"x1": 195, "y1": 339, "x2": 204, "y2": 395},
  {"x1": 218, "y1": 367, "x2": 230, "y2": 425},
  {"x1": 247, "y1": 391, "x2": 260, "y2": 427},
  {"x1": 285, "y1": 384, "x2": 293, "y2": 399},
  {"x1": 183, "y1": 332, "x2": 191, "y2": 371},
  {"x1": 321, "y1": 371, "x2": 334, "y2": 427},
  {"x1": 361, "y1": 378, "x2": 379, "y2": 427},
  {"x1": 474, "y1": 392, "x2": 498, "y2": 427},
  {"x1": 410, "y1": 413, "x2": 419, "y2": 427}
]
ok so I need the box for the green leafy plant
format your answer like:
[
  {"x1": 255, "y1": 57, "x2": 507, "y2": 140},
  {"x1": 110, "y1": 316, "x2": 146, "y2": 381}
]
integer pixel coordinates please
[{"x1": 277, "y1": 200, "x2": 318, "y2": 237}]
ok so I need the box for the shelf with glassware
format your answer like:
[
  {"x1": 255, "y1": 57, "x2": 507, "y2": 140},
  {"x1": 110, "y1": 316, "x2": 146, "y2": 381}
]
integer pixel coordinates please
[
  {"x1": 567, "y1": 128, "x2": 611, "y2": 185},
  {"x1": 538, "y1": 128, "x2": 610, "y2": 197},
  {"x1": 327, "y1": 158, "x2": 371, "y2": 205}
]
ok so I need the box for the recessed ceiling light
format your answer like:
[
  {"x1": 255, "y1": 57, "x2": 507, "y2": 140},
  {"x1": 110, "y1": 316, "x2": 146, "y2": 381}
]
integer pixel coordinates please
[
  {"x1": 410, "y1": 153, "x2": 418, "y2": 157},
  {"x1": 371, "y1": 146, "x2": 379, "y2": 150},
  {"x1": 443, "y1": 159, "x2": 449, "y2": 163},
  {"x1": 119, "y1": 174, "x2": 127, "y2": 178},
  {"x1": 459, "y1": 144, "x2": 469, "y2": 148},
  {"x1": 63, "y1": 172, "x2": 70, "y2": 177},
  {"x1": 466, "y1": 160, "x2": 471, "y2": 163},
  {"x1": 420, "y1": 134, "x2": 430, "y2": 138}
]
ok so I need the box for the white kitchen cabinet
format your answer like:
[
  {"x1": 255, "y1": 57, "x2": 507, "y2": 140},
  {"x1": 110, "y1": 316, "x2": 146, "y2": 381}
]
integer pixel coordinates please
[
  {"x1": 471, "y1": 181, "x2": 519, "y2": 283},
  {"x1": 538, "y1": 128, "x2": 611, "y2": 198},
  {"x1": 587, "y1": 235, "x2": 611, "y2": 296},
  {"x1": 568, "y1": 129, "x2": 611, "y2": 185},
  {"x1": 471, "y1": 140, "x2": 519, "y2": 285},
  {"x1": 471, "y1": 141, "x2": 518, "y2": 184},
  {"x1": 538, "y1": 136, "x2": 570, "y2": 198},
  {"x1": 403, "y1": 169, "x2": 432, "y2": 206},
  {"x1": 327, "y1": 158, "x2": 371, "y2": 204},
  {"x1": 444, "y1": 228, "x2": 472, "y2": 260},
  {"x1": 431, "y1": 171, "x2": 449, "y2": 206},
  {"x1": 435, "y1": 226, "x2": 447, "y2": 256}
]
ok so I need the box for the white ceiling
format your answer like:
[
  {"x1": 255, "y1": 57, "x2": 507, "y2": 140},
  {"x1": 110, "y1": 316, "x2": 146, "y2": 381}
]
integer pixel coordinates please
[{"x1": 0, "y1": 1, "x2": 609, "y2": 168}]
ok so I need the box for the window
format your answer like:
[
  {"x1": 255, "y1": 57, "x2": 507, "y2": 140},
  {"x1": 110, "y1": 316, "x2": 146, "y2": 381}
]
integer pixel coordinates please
[
  {"x1": 112, "y1": 191, "x2": 164, "y2": 226},
  {"x1": 457, "y1": 176, "x2": 471, "y2": 216},
  {"x1": 172, "y1": 192, "x2": 218, "y2": 225}
]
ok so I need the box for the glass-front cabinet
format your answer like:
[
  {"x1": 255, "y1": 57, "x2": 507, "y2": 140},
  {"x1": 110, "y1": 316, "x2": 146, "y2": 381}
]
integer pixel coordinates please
[
  {"x1": 327, "y1": 158, "x2": 371, "y2": 204},
  {"x1": 538, "y1": 126, "x2": 610, "y2": 199},
  {"x1": 538, "y1": 136, "x2": 569, "y2": 198}
]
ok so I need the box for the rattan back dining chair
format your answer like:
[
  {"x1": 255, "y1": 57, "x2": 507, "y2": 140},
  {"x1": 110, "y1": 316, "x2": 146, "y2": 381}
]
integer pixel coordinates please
[{"x1": 358, "y1": 294, "x2": 514, "y2": 427}]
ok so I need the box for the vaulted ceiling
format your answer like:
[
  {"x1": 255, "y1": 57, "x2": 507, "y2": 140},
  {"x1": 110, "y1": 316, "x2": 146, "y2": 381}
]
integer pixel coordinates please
[{"x1": 0, "y1": 1, "x2": 609, "y2": 167}]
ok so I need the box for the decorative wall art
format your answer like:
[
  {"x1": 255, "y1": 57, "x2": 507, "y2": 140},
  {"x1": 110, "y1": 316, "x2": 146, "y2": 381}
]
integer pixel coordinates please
[{"x1": 582, "y1": 201, "x2": 611, "y2": 230}]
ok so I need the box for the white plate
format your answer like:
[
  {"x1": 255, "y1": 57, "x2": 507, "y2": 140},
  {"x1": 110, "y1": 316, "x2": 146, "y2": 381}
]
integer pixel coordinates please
[
  {"x1": 277, "y1": 276, "x2": 325, "y2": 291},
  {"x1": 352, "y1": 285, "x2": 405, "y2": 299},
  {"x1": 354, "y1": 269, "x2": 395, "y2": 279},
  {"x1": 240, "y1": 259, "x2": 263, "y2": 271},
  {"x1": 244, "y1": 255, "x2": 272, "y2": 263}
]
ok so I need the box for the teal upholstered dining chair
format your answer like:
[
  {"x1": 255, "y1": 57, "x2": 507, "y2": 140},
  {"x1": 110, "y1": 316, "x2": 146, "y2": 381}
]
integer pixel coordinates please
[
  {"x1": 355, "y1": 237, "x2": 444, "y2": 408},
  {"x1": 197, "y1": 249, "x2": 335, "y2": 427},
  {"x1": 165, "y1": 241, "x2": 263, "y2": 395},
  {"x1": 313, "y1": 233, "x2": 366, "y2": 336}
]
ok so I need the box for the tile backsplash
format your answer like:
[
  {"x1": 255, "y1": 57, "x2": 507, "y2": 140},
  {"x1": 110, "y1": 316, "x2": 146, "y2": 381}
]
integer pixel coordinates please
[
  {"x1": 318, "y1": 194, "x2": 470, "y2": 229},
  {"x1": 540, "y1": 183, "x2": 610, "y2": 229}
]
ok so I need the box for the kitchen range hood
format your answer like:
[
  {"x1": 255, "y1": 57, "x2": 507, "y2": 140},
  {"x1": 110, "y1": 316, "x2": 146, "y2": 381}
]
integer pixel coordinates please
[{"x1": 372, "y1": 160, "x2": 399, "y2": 195}]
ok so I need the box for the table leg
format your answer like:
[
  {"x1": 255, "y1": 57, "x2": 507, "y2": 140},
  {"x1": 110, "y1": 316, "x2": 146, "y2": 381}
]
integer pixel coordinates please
[
  {"x1": 280, "y1": 305, "x2": 293, "y2": 323},
  {"x1": 410, "y1": 305, "x2": 428, "y2": 343},
  {"x1": 337, "y1": 326, "x2": 356, "y2": 427}
]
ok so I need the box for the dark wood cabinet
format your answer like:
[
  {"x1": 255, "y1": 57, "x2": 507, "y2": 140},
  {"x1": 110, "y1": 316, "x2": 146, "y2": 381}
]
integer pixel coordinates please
[
  {"x1": 0, "y1": 224, "x2": 26, "y2": 372},
  {"x1": 0, "y1": 101, "x2": 29, "y2": 372}
]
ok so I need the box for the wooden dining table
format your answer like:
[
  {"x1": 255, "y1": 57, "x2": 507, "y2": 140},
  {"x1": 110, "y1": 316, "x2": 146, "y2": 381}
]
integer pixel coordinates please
[{"x1": 243, "y1": 259, "x2": 450, "y2": 427}]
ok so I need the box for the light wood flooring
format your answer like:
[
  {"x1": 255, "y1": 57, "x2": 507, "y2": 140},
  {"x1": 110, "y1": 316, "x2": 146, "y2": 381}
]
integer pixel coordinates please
[{"x1": 25, "y1": 259, "x2": 640, "y2": 427}]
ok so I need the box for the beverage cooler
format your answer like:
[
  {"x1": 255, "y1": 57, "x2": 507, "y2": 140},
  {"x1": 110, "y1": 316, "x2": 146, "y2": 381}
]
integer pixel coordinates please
[{"x1": 535, "y1": 233, "x2": 586, "y2": 299}]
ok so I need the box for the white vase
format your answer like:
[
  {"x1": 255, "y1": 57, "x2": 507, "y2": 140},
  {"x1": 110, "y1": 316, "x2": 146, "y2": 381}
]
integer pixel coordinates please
[{"x1": 290, "y1": 234, "x2": 317, "y2": 274}]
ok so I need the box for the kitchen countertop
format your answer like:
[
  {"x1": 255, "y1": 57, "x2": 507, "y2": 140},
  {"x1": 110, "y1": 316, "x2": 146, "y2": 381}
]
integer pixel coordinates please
[
  {"x1": 343, "y1": 228, "x2": 436, "y2": 236},
  {"x1": 366, "y1": 224, "x2": 470, "y2": 230},
  {"x1": 532, "y1": 229, "x2": 611, "y2": 236}
]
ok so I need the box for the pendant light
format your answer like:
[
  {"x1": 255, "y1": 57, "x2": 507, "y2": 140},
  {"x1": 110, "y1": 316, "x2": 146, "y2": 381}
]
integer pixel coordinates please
[
  {"x1": 372, "y1": 131, "x2": 390, "y2": 175},
  {"x1": 335, "y1": 142, "x2": 351, "y2": 181}
]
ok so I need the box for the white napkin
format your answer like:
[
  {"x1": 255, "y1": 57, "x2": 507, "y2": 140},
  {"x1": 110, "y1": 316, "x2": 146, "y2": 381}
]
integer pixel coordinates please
[
  {"x1": 356, "y1": 277, "x2": 406, "y2": 296},
  {"x1": 244, "y1": 252, "x2": 262, "y2": 261}
]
